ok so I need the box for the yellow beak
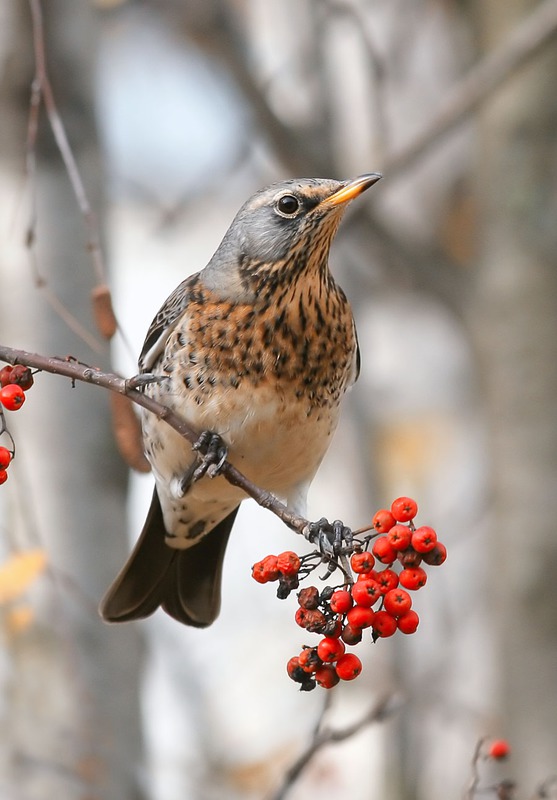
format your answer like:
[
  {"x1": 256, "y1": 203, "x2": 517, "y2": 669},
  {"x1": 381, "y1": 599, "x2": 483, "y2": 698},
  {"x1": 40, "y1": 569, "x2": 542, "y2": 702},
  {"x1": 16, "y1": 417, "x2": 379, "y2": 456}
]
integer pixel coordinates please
[{"x1": 323, "y1": 173, "x2": 382, "y2": 207}]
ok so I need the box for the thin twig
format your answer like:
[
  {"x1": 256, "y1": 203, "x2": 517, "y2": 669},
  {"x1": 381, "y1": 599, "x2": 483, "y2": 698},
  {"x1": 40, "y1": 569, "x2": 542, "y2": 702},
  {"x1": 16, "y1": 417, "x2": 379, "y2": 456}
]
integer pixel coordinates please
[
  {"x1": 27, "y1": 0, "x2": 105, "y2": 285},
  {"x1": 384, "y1": 0, "x2": 557, "y2": 181},
  {"x1": 0, "y1": 345, "x2": 309, "y2": 536},
  {"x1": 269, "y1": 694, "x2": 397, "y2": 800},
  {"x1": 25, "y1": 0, "x2": 135, "y2": 358},
  {"x1": 463, "y1": 736, "x2": 487, "y2": 800}
]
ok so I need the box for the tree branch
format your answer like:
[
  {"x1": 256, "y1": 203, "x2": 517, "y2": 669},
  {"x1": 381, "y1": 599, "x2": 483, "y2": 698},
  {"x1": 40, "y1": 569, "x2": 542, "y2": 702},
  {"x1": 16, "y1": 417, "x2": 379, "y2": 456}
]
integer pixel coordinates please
[
  {"x1": 384, "y1": 0, "x2": 557, "y2": 181},
  {"x1": 269, "y1": 693, "x2": 397, "y2": 800},
  {"x1": 0, "y1": 345, "x2": 309, "y2": 536}
]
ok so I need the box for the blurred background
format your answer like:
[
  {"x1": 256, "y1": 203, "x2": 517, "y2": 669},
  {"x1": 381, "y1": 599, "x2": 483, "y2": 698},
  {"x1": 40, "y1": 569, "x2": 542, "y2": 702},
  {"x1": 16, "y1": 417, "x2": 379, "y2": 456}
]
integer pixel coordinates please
[{"x1": 0, "y1": 0, "x2": 556, "y2": 798}]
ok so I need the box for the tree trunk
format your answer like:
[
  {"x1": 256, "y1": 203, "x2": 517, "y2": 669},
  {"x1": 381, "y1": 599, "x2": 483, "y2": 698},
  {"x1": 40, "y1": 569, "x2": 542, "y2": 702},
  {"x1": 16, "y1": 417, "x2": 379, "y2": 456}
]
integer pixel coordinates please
[
  {"x1": 471, "y1": 0, "x2": 557, "y2": 789},
  {"x1": 0, "y1": 2, "x2": 145, "y2": 797}
]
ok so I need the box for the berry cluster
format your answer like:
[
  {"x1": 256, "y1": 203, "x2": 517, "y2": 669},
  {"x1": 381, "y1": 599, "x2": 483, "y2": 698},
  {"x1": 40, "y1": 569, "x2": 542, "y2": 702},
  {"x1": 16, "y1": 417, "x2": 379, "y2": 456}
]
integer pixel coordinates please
[
  {"x1": 252, "y1": 497, "x2": 447, "y2": 690},
  {"x1": 0, "y1": 364, "x2": 34, "y2": 485}
]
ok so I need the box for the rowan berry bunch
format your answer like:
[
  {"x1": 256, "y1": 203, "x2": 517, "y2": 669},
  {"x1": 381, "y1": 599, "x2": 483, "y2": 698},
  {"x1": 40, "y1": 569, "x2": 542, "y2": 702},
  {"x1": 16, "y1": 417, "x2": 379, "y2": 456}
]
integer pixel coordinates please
[
  {"x1": 251, "y1": 496, "x2": 447, "y2": 691},
  {"x1": 0, "y1": 364, "x2": 35, "y2": 485}
]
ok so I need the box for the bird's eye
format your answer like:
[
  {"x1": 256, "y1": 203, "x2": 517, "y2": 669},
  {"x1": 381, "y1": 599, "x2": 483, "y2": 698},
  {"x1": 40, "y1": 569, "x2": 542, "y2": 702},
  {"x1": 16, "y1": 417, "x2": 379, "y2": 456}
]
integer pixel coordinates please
[{"x1": 276, "y1": 194, "x2": 300, "y2": 217}]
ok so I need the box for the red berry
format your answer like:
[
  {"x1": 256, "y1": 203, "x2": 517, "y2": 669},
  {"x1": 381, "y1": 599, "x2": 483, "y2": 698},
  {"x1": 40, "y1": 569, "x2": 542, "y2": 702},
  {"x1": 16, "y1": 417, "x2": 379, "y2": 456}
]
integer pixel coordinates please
[
  {"x1": 372, "y1": 610, "x2": 397, "y2": 638},
  {"x1": 298, "y1": 586, "x2": 320, "y2": 609},
  {"x1": 335, "y1": 653, "x2": 362, "y2": 681},
  {"x1": 372, "y1": 508, "x2": 396, "y2": 533},
  {"x1": 383, "y1": 588, "x2": 412, "y2": 617},
  {"x1": 375, "y1": 568, "x2": 399, "y2": 593},
  {"x1": 295, "y1": 607, "x2": 327, "y2": 632},
  {"x1": 286, "y1": 656, "x2": 306, "y2": 683},
  {"x1": 357, "y1": 568, "x2": 377, "y2": 581},
  {"x1": 411, "y1": 525, "x2": 438, "y2": 553},
  {"x1": 298, "y1": 648, "x2": 321, "y2": 673},
  {"x1": 0, "y1": 366, "x2": 13, "y2": 387},
  {"x1": 488, "y1": 739, "x2": 510, "y2": 760},
  {"x1": 397, "y1": 610, "x2": 420, "y2": 634},
  {"x1": 9, "y1": 365, "x2": 34, "y2": 391},
  {"x1": 387, "y1": 524, "x2": 412, "y2": 551},
  {"x1": 391, "y1": 496, "x2": 418, "y2": 522},
  {"x1": 251, "y1": 555, "x2": 279, "y2": 583},
  {"x1": 350, "y1": 551, "x2": 375, "y2": 573},
  {"x1": 330, "y1": 589, "x2": 353, "y2": 614},
  {"x1": 277, "y1": 550, "x2": 301, "y2": 576},
  {"x1": 422, "y1": 542, "x2": 447, "y2": 566},
  {"x1": 351, "y1": 579, "x2": 381, "y2": 608},
  {"x1": 372, "y1": 536, "x2": 397, "y2": 564},
  {"x1": 341, "y1": 624, "x2": 363, "y2": 645},
  {"x1": 0, "y1": 384, "x2": 25, "y2": 411},
  {"x1": 346, "y1": 605, "x2": 375, "y2": 630},
  {"x1": 327, "y1": 616, "x2": 344, "y2": 639},
  {"x1": 0, "y1": 469, "x2": 7, "y2": 485},
  {"x1": 399, "y1": 566, "x2": 427, "y2": 590},
  {"x1": 315, "y1": 665, "x2": 340, "y2": 689},
  {"x1": 0, "y1": 447, "x2": 12, "y2": 469},
  {"x1": 317, "y1": 636, "x2": 345, "y2": 663}
]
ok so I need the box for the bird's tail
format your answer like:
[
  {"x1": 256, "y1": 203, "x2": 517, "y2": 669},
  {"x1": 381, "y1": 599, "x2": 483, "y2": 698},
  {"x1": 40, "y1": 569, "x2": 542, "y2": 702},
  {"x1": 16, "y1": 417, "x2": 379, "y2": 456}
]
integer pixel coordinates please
[{"x1": 100, "y1": 489, "x2": 238, "y2": 627}]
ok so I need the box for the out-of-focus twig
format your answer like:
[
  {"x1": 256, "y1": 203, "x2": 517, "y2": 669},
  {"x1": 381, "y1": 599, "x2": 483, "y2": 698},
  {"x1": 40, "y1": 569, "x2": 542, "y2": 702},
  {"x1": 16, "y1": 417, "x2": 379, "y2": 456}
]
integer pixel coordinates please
[
  {"x1": 463, "y1": 737, "x2": 487, "y2": 800},
  {"x1": 27, "y1": 0, "x2": 106, "y2": 285},
  {"x1": 269, "y1": 694, "x2": 397, "y2": 800},
  {"x1": 384, "y1": 0, "x2": 557, "y2": 180}
]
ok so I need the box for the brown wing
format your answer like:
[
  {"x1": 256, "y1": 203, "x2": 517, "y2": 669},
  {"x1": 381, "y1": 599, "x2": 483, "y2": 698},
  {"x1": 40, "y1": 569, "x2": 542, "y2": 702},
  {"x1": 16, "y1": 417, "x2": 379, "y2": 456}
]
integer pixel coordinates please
[{"x1": 138, "y1": 272, "x2": 203, "y2": 372}]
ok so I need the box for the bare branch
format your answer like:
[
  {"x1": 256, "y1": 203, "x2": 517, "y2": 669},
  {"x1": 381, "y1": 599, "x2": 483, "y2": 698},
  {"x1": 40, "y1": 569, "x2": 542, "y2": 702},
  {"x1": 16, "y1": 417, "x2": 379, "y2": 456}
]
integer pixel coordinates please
[
  {"x1": 269, "y1": 693, "x2": 397, "y2": 800},
  {"x1": 384, "y1": 0, "x2": 557, "y2": 180},
  {"x1": 27, "y1": 0, "x2": 106, "y2": 285},
  {"x1": 463, "y1": 736, "x2": 487, "y2": 800},
  {"x1": 0, "y1": 345, "x2": 309, "y2": 536}
]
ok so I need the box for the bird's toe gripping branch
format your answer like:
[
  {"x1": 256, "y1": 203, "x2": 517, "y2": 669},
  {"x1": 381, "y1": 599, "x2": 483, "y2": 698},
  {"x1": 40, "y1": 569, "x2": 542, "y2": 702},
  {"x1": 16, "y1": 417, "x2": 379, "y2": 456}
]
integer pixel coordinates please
[
  {"x1": 125, "y1": 373, "x2": 169, "y2": 390},
  {"x1": 304, "y1": 518, "x2": 353, "y2": 576},
  {"x1": 191, "y1": 430, "x2": 228, "y2": 481}
]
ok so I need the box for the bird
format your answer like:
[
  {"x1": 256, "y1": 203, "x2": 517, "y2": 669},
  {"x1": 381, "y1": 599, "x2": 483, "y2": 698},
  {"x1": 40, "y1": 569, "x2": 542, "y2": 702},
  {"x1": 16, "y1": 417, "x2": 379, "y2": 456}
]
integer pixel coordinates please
[{"x1": 100, "y1": 172, "x2": 381, "y2": 627}]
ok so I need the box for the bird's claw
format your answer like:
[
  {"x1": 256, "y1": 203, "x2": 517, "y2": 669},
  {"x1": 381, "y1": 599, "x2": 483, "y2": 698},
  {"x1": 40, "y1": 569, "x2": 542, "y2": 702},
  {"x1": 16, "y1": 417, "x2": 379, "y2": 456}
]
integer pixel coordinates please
[
  {"x1": 125, "y1": 373, "x2": 168, "y2": 391},
  {"x1": 305, "y1": 517, "x2": 353, "y2": 559},
  {"x1": 191, "y1": 430, "x2": 228, "y2": 481}
]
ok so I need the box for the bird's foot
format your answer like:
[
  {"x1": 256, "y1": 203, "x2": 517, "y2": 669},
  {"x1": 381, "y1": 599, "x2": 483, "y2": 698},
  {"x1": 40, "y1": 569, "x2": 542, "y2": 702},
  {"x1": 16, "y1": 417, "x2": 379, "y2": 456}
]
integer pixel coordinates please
[
  {"x1": 125, "y1": 373, "x2": 168, "y2": 391},
  {"x1": 191, "y1": 430, "x2": 228, "y2": 481},
  {"x1": 304, "y1": 517, "x2": 353, "y2": 560}
]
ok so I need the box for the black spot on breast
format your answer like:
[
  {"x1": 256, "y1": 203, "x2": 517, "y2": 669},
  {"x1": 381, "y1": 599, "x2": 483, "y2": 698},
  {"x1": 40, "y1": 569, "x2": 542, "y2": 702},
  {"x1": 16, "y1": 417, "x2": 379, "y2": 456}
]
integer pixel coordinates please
[{"x1": 188, "y1": 520, "x2": 206, "y2": 539}]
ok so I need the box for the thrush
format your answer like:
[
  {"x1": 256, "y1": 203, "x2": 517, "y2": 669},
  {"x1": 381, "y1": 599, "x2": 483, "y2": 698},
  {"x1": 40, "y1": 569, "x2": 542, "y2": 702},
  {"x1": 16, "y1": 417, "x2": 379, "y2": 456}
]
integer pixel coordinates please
[{"x1": 100, "y1": 173, "x2": 381, "y2": 627}]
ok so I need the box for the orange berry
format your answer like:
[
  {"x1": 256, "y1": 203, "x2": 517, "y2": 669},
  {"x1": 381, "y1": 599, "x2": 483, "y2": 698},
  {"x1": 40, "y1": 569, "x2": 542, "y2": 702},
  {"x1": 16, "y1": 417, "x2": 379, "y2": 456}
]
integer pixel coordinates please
[
  {"x1": 372, "y1": 610, "x2": 397, "y2": 638},
  {"x1": 0, "y1": 384, "x2": 25, "y2": 411},
  {"x1": 390, "y1": 496, "x2": 418, "y2": 522},
  {"x1": 399, "y1": 567, "x2": 427, "y2": 590},
  {"x1": 372, "y1": 508, "x2": 396, "y2": 533},
  {"x1": 350, "y1": 551, "x2": 375, "y2": 573},
  {"x1": 372, "y1": 536, "x2": 397, "y2": 564},
  {"x1": 317, "y1": 636, "x2": 345, "y2": 663},
  {"x1": 411, "y1": 525, "x2": 437, "y2": 553},
  {"x1": 397, "y1": 610, "x2": 419, "y2": 634},
  {"x1": 387, "y1": 524, "x2": 412, "y2": 551},
  {"x1": 330, "y1": 589, "x2": 352, "y2": 614},
  {"x1": 335, "y1": 653, "x2": 362, "y2": 681},
  {"x1": 277, "y1": 550, "x2": 301, "y2": 576},
  {"x1": 315, "y1": 665, "x2": 340, "y2": 689},
  {"x1": 488, "y1": 739, "x2": 510, "y2": 760},
  {"x1": 383, "y1": 588, "x2": 412, "y2": 617},
  {"x1": 0, "y1": 447, "x2": 12, "y2": 469}
]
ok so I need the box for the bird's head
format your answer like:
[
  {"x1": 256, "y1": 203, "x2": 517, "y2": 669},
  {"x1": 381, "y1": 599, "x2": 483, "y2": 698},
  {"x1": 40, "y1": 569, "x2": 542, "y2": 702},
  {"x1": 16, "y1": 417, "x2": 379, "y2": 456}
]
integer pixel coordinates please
[{"x1": 203, "y1": 173, "x2": 381, "y2": 300}]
